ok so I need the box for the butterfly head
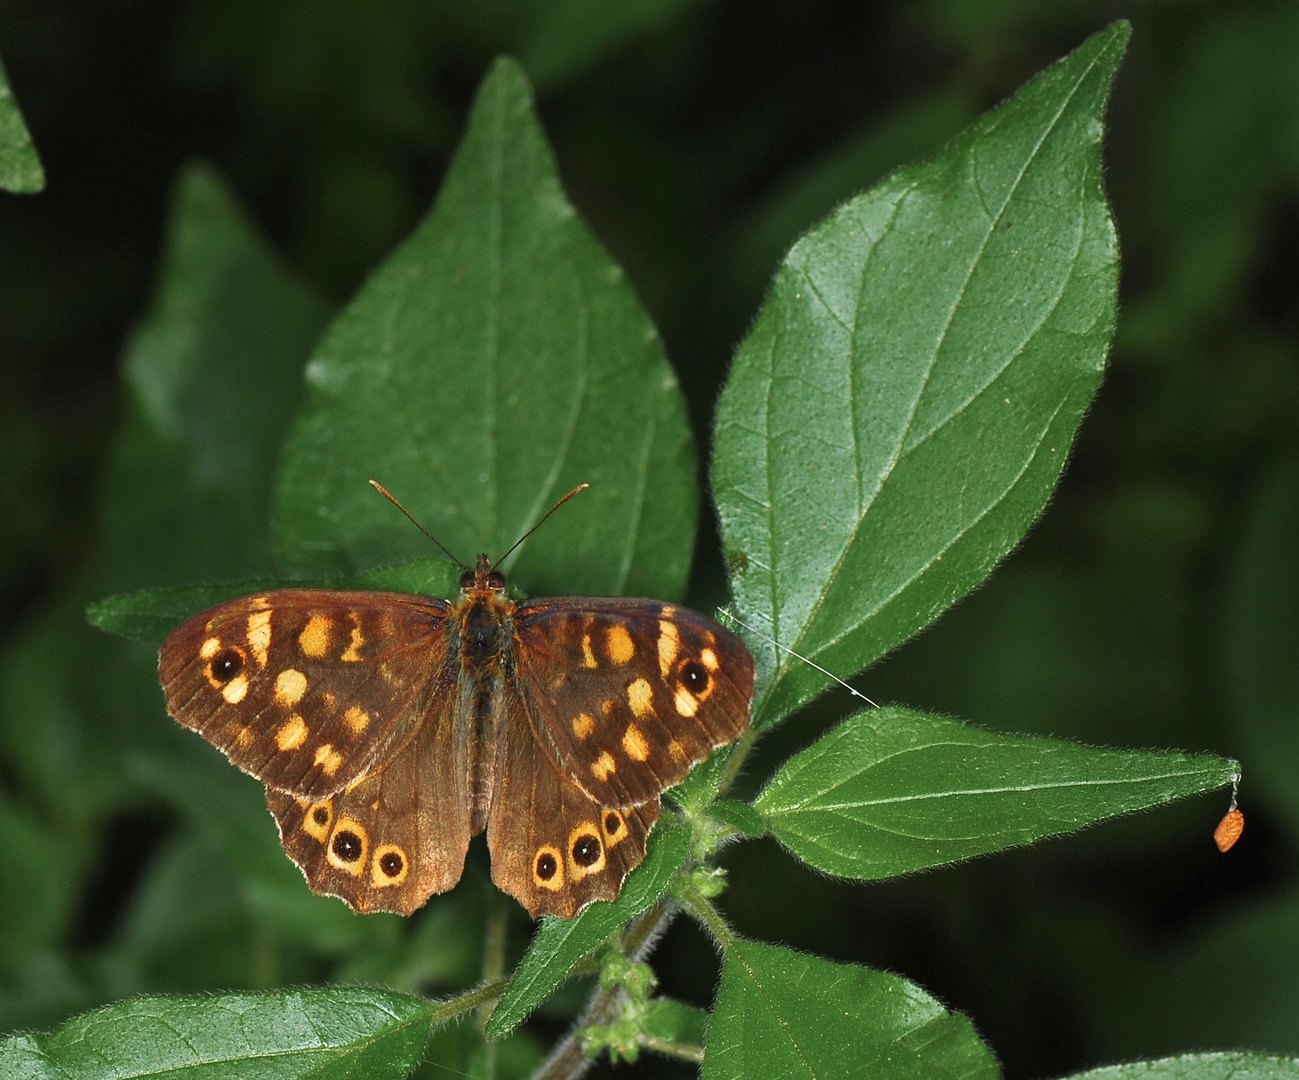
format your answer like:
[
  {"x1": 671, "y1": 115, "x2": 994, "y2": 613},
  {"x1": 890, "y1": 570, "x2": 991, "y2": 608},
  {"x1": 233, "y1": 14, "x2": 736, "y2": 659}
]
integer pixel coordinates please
[{"x1": 462, "y1": 553, "x2": 507, "y2": 596}]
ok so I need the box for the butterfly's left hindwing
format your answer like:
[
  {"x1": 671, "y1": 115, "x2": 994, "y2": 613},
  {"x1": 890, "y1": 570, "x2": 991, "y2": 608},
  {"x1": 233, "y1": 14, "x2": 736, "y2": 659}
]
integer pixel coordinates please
[
  {"x1": 266, "y1": 702, "x2": 474, "y2": 915},
  {"x1": 160, "y1": 590, "x2": 450, "y2": 798}
]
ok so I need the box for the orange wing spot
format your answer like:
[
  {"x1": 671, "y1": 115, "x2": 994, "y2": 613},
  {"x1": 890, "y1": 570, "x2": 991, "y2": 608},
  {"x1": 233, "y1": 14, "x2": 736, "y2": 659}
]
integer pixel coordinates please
[
  {"x1": 622, "y1": 724, "x2": 650, "y2": 761},
  {"x1": 275, "y1": 715, "x2": 308, "y2": 751},
  {"x1": 674, "y1": 685, "x2": 699, "y2": 717},
  {"x1": 591, "y1": 751, "x2": 617, "y2": 782},
  {"x1": 344, "y1": 706, "x2": 370, "y2": 733},
  {"x1": 533, "y1": 845, "x2": 564, "y2": 890},
  {"x1": 572, "y1": 713, "x2": 596, "y2": 739},
  {"x1": 327, "y1": 818, "x2": 368, "y2": 875},
  {"x1": 299, "y1": 614, "x2": 332, "y2": 658},
  {"x1": 200, "y1": 636, "x2": 221, "y2": 660},
  {"x1": 314, "y1": 743, "x2": 343, "y2": 776},
  {"x1": 699, "y1": 647, "x2": 719, "y2": 672},
  {"x1": 274, "y1": 668, "x2": 308, "y2": 707},
  {"x1": 340, "y1": 619, "x2": 364, "y2": 662},
  {"x1": 303, "y1": 800, "x2": 333, "y2": 842},
  {"x1": 668, "y1": 739, "x2": 688, "y2": 764},
  {"x1": 221, "y1": 674, "x2": 249, "y2": 705},
  {"x1": 627, "y1": 678, "x2": 654, "y2": 718},
  {"x1": 233, "y1": 726, "x2": 254, "y2": 751},
  {"x1": 601, "y1": 809, "x2": 628, "y2": 848},
  {"x1": 601, "y1": 698, "x2": 615, "y2": 717},
  {"x1": 657, "y1": 620, "x2": 679, "y2": 678},
  {"x1": 371, "y1": 844, "x2": 410, "y2": 887},
  {"x1": 247, "y1": 610, "x2": 272, "y2": 667},
  {"x1": 581, "y1": 633, "x2": 597, "y2": 668},
  {"x1": 1215, "y1": 809, "x2": 1245, "y2": 852},
  {"x1": 605, "y1": 624, "x2": 635, "y2": 665}
]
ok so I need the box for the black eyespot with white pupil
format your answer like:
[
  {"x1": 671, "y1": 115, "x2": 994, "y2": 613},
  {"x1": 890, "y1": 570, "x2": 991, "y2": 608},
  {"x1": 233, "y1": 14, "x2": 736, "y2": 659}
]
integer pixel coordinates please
[
  {"x1": 572, "y1": 834, "x2": 601, "y2": 867},
  {"x1": 379, "y1": 851, "x2": 404, "y2": 877},
  {"x1": 536, "y1": 852, "x2": 558, "y2": 880},
  {"x1": 604, "y1": 813, "x2": 622, "y2": 835},
  {"x1": 312, "y1": 807, "x2": 329, "y2": 826},
  {"x1": 682, "y1": 660, "x2": 709, "y2": 692},
  {"x1": 210, "y1": 649, "x2": 244, "y2": 683},
  {"x1": 332, "y1": 830, "x2": 362, "y2": 863}
]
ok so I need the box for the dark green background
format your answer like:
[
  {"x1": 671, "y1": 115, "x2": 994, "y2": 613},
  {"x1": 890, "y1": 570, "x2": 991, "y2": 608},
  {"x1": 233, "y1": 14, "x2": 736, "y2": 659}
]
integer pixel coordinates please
[{"x1": 2, "y1": 2, "x2": 1297, "y2": 1078}]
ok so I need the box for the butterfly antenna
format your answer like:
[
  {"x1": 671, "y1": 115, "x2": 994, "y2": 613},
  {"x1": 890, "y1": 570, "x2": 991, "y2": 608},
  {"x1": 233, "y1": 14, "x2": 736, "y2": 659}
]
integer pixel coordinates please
[
  {"x1": 368, "y1": 480, "x2": 468, "y2": 569},
  {"x1": 719, "y1": 608, "x2": 880, "y2": 709},
  {"x1": 495, "y1": 483, "x2": 590, "y2": 566}
]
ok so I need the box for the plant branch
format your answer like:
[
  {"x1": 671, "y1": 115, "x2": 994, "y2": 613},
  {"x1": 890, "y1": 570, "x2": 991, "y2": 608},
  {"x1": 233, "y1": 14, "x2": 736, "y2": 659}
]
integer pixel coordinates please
[
  {"x1": 526, "y1": 900, "x2": 676, "y2": 1080},
  {"x1": 430, "y1": 977, "x2": 512, "y2": 1027},
  {"x1": 681, "y1": 888, "x2": 734, "y2": 948}
]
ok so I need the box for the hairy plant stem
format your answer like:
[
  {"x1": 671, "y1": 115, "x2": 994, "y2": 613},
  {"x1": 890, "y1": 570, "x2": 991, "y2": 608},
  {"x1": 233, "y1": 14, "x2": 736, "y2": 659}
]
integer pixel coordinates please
[
  {"x1": 431, "y1": 976, "x2": 512, "y2": 1027},
  {"x1": 681, "y1": 888, "x2": 734, "y2": 948},
  {"x1": 478, "y1": 891, "x2": 509, "y2": 1075},
  {"x1": 526, "y1": 899, "x2": 676, "y2": 1080}
]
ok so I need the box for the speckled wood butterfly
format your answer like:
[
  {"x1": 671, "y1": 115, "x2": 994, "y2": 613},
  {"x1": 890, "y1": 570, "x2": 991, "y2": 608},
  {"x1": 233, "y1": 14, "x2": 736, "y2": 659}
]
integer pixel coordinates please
[{"x1": 158, "y1": 553, "x2": 754, "y2": 918}]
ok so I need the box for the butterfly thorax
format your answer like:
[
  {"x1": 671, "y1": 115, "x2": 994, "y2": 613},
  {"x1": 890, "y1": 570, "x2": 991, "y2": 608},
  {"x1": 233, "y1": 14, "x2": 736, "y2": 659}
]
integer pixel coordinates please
[{"x1": 452, "y1": 555, "x2": 517, "y2": 829}]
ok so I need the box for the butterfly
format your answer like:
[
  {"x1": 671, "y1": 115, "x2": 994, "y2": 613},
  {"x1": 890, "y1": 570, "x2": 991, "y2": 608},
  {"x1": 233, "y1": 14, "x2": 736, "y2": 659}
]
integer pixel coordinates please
[{"x1": 158, "y1": 554, "x2": 754, "y2": 918}]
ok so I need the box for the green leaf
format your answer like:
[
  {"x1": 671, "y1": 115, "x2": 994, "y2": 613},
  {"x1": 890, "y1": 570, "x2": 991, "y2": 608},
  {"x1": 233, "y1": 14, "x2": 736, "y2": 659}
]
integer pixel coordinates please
[
  {"x1": 1226, "y1": 454, "x2": 1299, "y2": 837},
  {"x1": 104, "y1": 163, "x2": 330, "y2": 591},
  {"x1": 0, "y1": 987, "x2": 434, "y2": 1079},
  {"x1": 0, "y1": 52, "x2": 44, "y2": 193},
  {"x1": 485, "y1": 818, "x2": 690, "y2": 1039},
  {"x1": 703, "y1": 939, "x2": 997, "y2": 1080},
  {"x1": 87, "y1": 558, "x2": 460, "y2": 643},
  {"x1": 712, "y1": 23, "x2": 1127, "y2": 726},
  {"x1": 2, "y1": 163, "x2": 329, "y2": 816},
  {"x1": 753, "y1": 706, "x2": 1236, "y2": 881},
  {"x1": 644, "y1": 997, "x2": 707, "y2": 1046},
  {"x1": 274, "y1": 57, "x2": 696, "y2": 601},
  {"x1": 1066, "y1": 1053, "x2": 1299, "y2": 1080}
]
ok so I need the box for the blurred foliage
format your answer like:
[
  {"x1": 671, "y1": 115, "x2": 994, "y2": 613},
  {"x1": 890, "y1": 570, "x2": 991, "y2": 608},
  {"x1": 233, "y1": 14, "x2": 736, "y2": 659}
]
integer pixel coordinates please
[{"x1": 1, "y1": 1, "x2": 1298, "y2": 1078}]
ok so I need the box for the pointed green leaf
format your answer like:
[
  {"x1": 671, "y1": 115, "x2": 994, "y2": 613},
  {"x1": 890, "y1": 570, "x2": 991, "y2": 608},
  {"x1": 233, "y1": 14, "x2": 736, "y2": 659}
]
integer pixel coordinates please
[
  {"x1": 1066, "y1": 1054, "x2": 1299, "y2": 1080},
  {"x1": 0, "y1": 52, "x2": 44, "y2": 193},
  {"x1": 87, "y1": 558, "x2": 461, "y2": 644},
  {"x1": 1, "y1": 164, "x2": 328, "y2": 816},
  {"x1": 754, "y1": 706, "x2": 1236, "y2": 880},
  {"x1": 713, "y1": 24, "x2": 1127, "y2": 725},
  {"x1": 703, "y1": 939, "x2": 996, "y2": 1080},
  {"x1": 0, "y1": 988, "x2": 434, "y2": 1079},
  {"x1": 274, "y1": 57, "x2": 695, "y2": 600},
  {"x1": 485, "y1": 819, "x2": 689, "y2": 1039}
]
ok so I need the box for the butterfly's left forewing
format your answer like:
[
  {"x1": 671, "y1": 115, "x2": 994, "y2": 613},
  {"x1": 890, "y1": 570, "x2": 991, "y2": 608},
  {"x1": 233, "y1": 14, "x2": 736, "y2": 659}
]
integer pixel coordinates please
[{"x1": 160, "y1": 589, "x2": 450, "y2": 798}]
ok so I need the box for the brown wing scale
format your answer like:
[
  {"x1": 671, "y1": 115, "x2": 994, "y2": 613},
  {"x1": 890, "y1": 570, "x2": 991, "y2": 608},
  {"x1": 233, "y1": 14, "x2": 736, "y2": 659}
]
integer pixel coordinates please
[
  {"x1": 487, "y1": 680, "x2": 660, "y2": 918},
  {"x1": 265, "y1": 705, "x2": 473, "y2": 915},
  {"x1": 512, "y1": 597, "x2": 755, "y2": 809},
  {"x1": 159, "y1": 590, "x2": 449, "y2": 798}
]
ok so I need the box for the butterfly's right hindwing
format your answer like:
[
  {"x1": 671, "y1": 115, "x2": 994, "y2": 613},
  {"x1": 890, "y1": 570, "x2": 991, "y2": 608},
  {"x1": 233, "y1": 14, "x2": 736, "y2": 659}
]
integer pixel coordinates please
[{"x1": 160, "y1": 589, "x2": 450, "y2": 798}]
